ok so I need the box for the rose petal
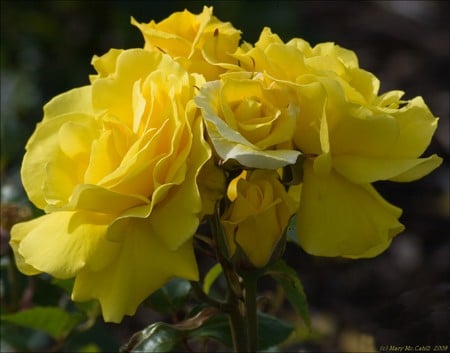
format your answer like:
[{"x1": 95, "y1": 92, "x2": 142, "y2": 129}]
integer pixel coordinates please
[
  {"x1": 196, "y1": 81, "x2": 300, "y2": 169},
  {"x1": 43, "y1": 86, "x2": 94, "y2": 119},
  {"x1": 333, "y1": 154, "x2": 443, "y2": 183},
  {"x1": 22, "y1": 113, "x2": 96, "y2": 209},
  {"x1": 297, "y1": 161, "x2": 404, "y2": 258},
  {"x1": 72, "y1": 218, "x2": 198, "y2": 323},
  {"x1": 16, "y1": 211, "x2": 117, "y2": 278}
]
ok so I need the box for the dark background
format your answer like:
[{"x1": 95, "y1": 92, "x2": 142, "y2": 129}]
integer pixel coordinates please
[{"x1": 1, "y1": 1, "x2": 448, "y2": 352}]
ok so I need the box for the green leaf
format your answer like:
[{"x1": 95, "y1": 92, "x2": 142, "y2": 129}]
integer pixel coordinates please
[
  {"x1": 0, "y1": 322, "x2": 31, "y2": 352},
  {"x1": 267, "y1": 260, "x2": 311, "y2": 329},
  {"x1": 121, "y1": 322, "x2": 182, "y2": 353},
  {"x1": 76, "y1": 343, "x2": 101, "y2": 352},
  {"x1": 189, "y1": 311, "x2": 292, "y2": 350},
  {"x1": 1, "y1": 306, "x2": 83, "y2": 340},
  {"x1": 202, "y1": 263, "x2": 223, "y2": 295},
  {"x1": 189, "y1": 312, "x2": 293, "y2": 350},
  {"x1": 122, "y1": 307, "x2": 292, "y2": 352},
  {"x1": 145, "y1": 279, "x2": 192, "y2": 315},
  {"x1": 188, "y1": 311, "x2": 231, "y2": 347},
  {"x1": 257, "y1": 312, "x2": 293, "y2": 349},
  {"x1": 121, "y1": 307, "x2": 219, "y2": 352}
]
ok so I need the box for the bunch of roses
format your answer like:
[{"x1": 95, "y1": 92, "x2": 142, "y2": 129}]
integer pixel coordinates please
[{"x1": 11, "y1": 7, "x2": 442, "y2": 322}]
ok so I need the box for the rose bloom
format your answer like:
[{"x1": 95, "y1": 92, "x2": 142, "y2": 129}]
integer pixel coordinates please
[
  {"x1": 10, "y1": 48, "x2": 222, "y2": 322},
  {"x1": 198, "y1": 27, "x2": 443, "y2": 258},
  {"x1": 221, "y1": 170, "x2": 297, "y2": 268},
  {"x1": 132, "y1": 6, "x2": 242, "y2": 80},
  {"x1": 196, "y1": 71, "x2": 302, "y2": 169}
]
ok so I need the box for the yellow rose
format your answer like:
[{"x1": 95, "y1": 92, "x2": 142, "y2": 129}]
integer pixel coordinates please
[
  {"x1": 132, "y1": 6, "x2": 241, "y2": 80},
  {"x1": 291, "y1": 89, "x2": 442, "y2": 257},
  {"x1": 10, "y1": 48, "x2": 217, "y2": 322},
  {"x1": 196, "y1": 71, "x2": 301, "y2": 169},
  {"x1": 200, "y1": 27, "x2": 443, "y2": 258},
  {"x1": 283, "y1": 36, "x2": 442, "y2": 257},
  {"x1": 221, "y1": 170, "x2": 297, "y2": 268}
]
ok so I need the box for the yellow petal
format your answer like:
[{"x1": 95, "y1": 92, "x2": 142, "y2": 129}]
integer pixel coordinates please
[
  {"x1": 43, "y1": 159, "x2": 77, "y2": 207},
  {"x1": 333, "y1": 154, "x2": 443, "y2": 183},
  {"x1": 196, "y1": 81, "x2": 300, "y2": 169},
  {"x1": 227, "y1": 171, "x2": 246, "y2": 201},
  {"x1": 58, "y1": 121, "x2": 96, "y2": 160},
  {"x1": 92, "y1": 49, "x2": 166, "y2": 129},
  {"x1": 146, "y1": 116, "x2": 210, "y2": 250},
  {"x1": 221, "y1": 170, "x2": 297, "y2": 268},
  {"x1": 223, "y1": 206, "x2": 281, "y2": 268},
  {"x1": 22, "y1": 113, "x2": 95, "y2": 209},
  {"x1": 389, "y1": 96, "x2": 439, "y2": 158},
  {"x1": 313, "y1": 98, "x2": 332, "y2": 176},
  {"x1": 330, "y1": 111, "x2": 399, "y2": 157},
  {"x1": 306, "y1": 55, "x2": 346, "y2": 77},
  {"x1": 264, "y1": 43, "x2": 308, "y2": 80},
  {"x1": 10, "y1": 219, "x2": 42, "y2": 276},
  {"x1": 16, "y1": 211, "x2": 117, "y2": 278},
  {"x1": 60, "y1": 184, "x2": 149, "y2": 214},
  {"x1": 96, "y1": 122, "x2": 168, "y2": 195},
  {"x1": 219, "y1": 75, "x2": 296, "y2": 150},
  {"x1": 389, "y1": 154, "x2": 443, "y2": 182},
  {"x1": 297, "y1": 161, "x2": 404, "y2": 258},
  {"x1": 43, "y1": 86, "x2": 94, "y2": 120},
  {"x1": 132, "y1": 7, "x2": 213, "y2": 61},
  {"x1": 83, "y1": 130, "x2": 120, "y2": 185},
  {"x1": 255, "y1": 27, "x2": 284, "y2": 49},
  {"x1": 347, "y1": 67, "x2": 380, "y2": 102},
  {"x1": 291, "y1": 81, "x2": 326, "y2": 154},
  {"x1": 374, "y1": 90, "x2": 405, "y2": 108},
  {"x1": 318, "y1": 43, "x2": 359, "y2": 68},
  {"x1": 90, "y1": 48, "x2": 123, "y2": 80},
  {"x1": 200, "y1": 20, "x2": 241, "y2": 69},
  {"x1": 72, "y1": 219, "x2": 198, "y2": 323}
]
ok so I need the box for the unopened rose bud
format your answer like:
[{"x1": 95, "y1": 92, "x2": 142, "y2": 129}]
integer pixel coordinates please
[{"x1": 221, "y1": 170, "x2": 297, "y2": 269}]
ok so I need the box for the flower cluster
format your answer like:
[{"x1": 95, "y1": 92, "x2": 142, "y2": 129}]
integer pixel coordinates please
[{"x1": 10, "y1": 6, "x2": 442, "y2": 323}]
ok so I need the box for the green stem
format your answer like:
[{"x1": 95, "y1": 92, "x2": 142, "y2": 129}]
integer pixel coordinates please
[
  {"x1": 208, "y1": 212, "x2": 249, "y2": 352},
  {"x1": 220, "y1": 251, "x2": 248, "y2": 352},
  {"x1": 243, "y1": 274, "x2": 258, "y2": 352},
  {"x1": 226, "y1": 295, "x2": 248, "y2": 352}
]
